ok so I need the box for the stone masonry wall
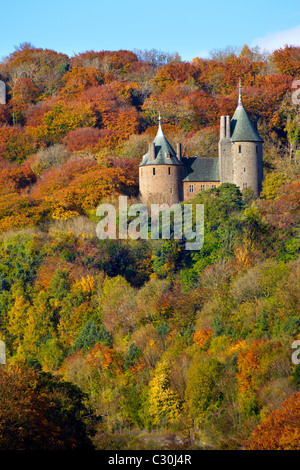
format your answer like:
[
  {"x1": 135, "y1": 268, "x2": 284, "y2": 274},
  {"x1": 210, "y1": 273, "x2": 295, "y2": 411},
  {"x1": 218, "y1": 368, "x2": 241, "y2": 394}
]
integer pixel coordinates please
[
  {"x1": 139, "y1": 164, "x2": 184, "y2": 205},
  {"x1": 232, "y1": 141, "x2": 263, "y2": 196}
]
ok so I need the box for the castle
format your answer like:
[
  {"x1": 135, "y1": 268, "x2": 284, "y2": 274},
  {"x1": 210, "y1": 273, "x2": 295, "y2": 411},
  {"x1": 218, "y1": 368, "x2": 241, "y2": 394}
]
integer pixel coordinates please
[{"x1": 139, "y1": 82, "x2": 263, "y2": 204}]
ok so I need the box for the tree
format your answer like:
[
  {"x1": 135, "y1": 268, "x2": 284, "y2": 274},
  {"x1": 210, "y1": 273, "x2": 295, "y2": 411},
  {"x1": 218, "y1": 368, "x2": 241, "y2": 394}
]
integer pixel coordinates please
[
  {"x1": 0, "y1": 366, "x2": 96, "y2": 449},
  {"x1": 245, "y1": 391, "x2": 300, "y2": 450},
  {"x1": 148, "y1": 360, "x2": 183, "y2": 426},
  {"x1": 59, "y1": 66, "x2": 104, "y2": 99},
  {"x1": 73, "y1": 321, "x2": 102, "y2": 353},
  {"x1": 272, "y1": 46, "x2": 300, "y2": 77},
  {"x1": 185, "y1": 355, "x2": 224, "y2": 421}
]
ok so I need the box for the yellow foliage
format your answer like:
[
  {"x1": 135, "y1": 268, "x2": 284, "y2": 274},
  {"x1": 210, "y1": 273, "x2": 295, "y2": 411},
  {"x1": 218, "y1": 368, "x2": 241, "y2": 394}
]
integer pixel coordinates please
[
  {"x1": 51, "y1": 205, "x2": 80, "y2": 220},
  {"x1": 148, "y1": 360, "x2": 182, "y2": 426},
  {"x1": 72, "y1": 275, "x2": 95, "y2": 295}
]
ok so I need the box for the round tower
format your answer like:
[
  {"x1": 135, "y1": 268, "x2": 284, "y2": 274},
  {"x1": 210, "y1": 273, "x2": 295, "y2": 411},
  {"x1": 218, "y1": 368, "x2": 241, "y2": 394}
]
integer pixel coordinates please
[
  {"x1": 139, "y1": 117, "x2": 184, "y2": 205},
  {"x1": 230, "y1": 81, "x2": 263, "y2": 196}
]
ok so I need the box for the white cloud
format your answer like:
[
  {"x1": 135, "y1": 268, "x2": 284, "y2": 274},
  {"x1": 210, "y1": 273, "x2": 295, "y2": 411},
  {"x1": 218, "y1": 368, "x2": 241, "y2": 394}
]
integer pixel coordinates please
[{"x1": 251, "y1": 24, "x2": 300, "y2": 52}]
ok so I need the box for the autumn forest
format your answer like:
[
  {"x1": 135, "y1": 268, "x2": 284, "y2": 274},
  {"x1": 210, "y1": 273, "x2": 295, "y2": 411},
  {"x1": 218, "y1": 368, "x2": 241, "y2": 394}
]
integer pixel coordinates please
[{"x1": 0, "y1": 43, "x2": 299, "y2": 450}]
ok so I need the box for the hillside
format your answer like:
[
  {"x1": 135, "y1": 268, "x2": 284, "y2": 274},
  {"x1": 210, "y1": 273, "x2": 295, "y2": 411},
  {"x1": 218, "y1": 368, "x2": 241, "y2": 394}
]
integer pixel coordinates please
[{"x1": 0, "y1": 43, "x2": 299, "y2": 450}]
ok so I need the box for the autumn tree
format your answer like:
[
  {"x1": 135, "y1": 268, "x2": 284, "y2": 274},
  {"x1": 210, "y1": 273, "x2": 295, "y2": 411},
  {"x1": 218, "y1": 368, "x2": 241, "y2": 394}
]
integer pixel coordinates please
[
  {"x1": 148, "y1": 360, "x2": 183, "y2": 426},
  {"x1": 245, "y1": 391, "x2": 300, "y2": 450},
  {"x1": 0, "y1": 366, "x2": 96, "y2": 449},
  {"x1": 272, "y1": 45, "x2": 300, "y2": 77}
]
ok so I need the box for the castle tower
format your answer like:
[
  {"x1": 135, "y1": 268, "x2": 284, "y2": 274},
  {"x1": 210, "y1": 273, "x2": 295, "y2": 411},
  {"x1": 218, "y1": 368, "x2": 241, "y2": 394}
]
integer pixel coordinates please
[
  {"x1": 139, "y1": 116, "x2": 184, "y2": 204},
  {"x1": 219, "y1": 80, "x2": 264, "y2": 196}
]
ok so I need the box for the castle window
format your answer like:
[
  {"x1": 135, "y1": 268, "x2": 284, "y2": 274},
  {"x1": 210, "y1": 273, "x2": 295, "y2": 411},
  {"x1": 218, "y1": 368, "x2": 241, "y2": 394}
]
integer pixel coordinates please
[
  {"x1": 201, "y1": 185, "x2": 205, "y2": 191},
  {"x1": 243, "y1": 183, "x2": 247, "y2": 189},
  {"x1": 212, "y1": 184, "x2": 216, "y2": 188},
  {"x1": 239, "y1": 145, "x2": 242, "y2": 153},
  {"x1": 168, "y1": 167, "x2": 171, "y2": 175},
  {"x1": 170, "y1": 188, "x2": 173, "y2": 194},
  {"x1": 153, "y1": 168, "x2": 155, "y2": 175},
  {"x1": 189, "y1": 185, "x2": 194, "y2": 193},
  {"x1": 166, "y1": 152, "x2": 170, "y2": 159},
  {"x1": 244, "y1": 167, "x2": 246, "y2": 172}
]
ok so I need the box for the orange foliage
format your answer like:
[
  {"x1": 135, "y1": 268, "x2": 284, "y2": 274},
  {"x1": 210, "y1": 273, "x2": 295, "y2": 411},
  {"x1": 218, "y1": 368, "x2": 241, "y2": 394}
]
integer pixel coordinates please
[
  {"x1": 31, "y1": 158, "x2": 136, "y2": 215},
  {"x1": 236, "y1": 340, "x2": 264, "y2": 394},
  {"x1": 193, "y1": 329, "x2": 213, "y2": 348},
  {"x1": 245, "y1": 391, "x2": 300, "y2": 450},
  {"x1": 153, "y1": 62, "x2": 201, "y2": 92},
  {"x1": 0, "y1": 163, "x2": 36, "y2": 194},
  {"x1": 272, "y1": 46, "x2": 300, "y2": 78},
  {"x1": 59, "y1": 66, "x2": 104, "y2": 100}
]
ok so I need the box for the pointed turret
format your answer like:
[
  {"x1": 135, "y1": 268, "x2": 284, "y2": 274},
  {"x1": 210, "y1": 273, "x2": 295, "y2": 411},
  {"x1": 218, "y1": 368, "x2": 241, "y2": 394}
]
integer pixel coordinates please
[
  {"x1": 139, "y1": 115, "x2": 184, "y2": 204},
  {"x1": 140, "y1": 116, "x2": 182, "y2": 166},
  {"x1": 230, "y1": 81, "x2": 263, "y2": 142}
]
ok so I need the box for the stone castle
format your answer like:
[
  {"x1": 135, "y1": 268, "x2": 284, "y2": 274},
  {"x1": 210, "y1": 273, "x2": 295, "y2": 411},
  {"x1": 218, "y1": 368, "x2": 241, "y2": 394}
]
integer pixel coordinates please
[{"x1": 139, "y1": 82, "x2": 263, "y2": 204}]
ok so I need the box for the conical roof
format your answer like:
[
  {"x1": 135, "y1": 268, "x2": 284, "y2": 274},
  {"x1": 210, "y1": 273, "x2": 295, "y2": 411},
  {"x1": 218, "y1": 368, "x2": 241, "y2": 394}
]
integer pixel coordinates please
[
  {"x1": 139, "y1": 118, "x2": 183, "y2": 166},
  {"x1": 230, "y1": 82, "x2": 263, "y2": 142}
]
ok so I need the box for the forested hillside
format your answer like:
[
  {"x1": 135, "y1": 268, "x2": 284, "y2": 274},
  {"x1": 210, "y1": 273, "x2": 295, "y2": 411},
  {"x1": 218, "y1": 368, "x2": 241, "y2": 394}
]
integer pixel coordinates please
[{"x1": 0, "y1": 43, "x2": 299, "y2": 450}]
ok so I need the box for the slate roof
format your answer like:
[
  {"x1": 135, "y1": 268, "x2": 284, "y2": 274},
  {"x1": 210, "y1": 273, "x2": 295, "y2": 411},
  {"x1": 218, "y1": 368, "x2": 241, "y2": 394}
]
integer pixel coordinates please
[
  {"x1": 231, "y1": 105, "x2": 263, "y2": 142},
  {"x1": 139, "y1": 121, "x2": 183, "y2": 166},
  {"x1": 182, "y1": 157, "x2": 219, "y2": 182}
]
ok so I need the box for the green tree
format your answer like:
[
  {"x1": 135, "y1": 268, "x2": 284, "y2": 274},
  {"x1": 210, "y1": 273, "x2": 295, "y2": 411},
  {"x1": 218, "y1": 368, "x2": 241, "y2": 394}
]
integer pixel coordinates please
[{"x1": 185, "y1": 355, "x2": 224, "y2": 421}]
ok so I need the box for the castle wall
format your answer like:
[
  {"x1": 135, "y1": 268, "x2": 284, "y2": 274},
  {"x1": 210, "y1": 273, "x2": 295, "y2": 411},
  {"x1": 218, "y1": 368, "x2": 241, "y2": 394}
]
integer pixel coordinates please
[
  {"x1": 232, "y1": 141, "x2": 263, "y2": 196},
  {"x1": 139, "y1": 164, "x2": 184, "y2": 205},
  {"x1": 183, "y1": 181, "x2": 221, "y2": 201}
]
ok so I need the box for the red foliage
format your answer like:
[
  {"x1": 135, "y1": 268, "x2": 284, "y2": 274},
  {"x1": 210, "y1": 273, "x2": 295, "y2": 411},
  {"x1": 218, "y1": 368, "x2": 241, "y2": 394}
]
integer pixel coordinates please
[
  {"x1": 0, "y1": 105, "x2": 12, "y2": 126},
  {"x1": 24, "y1": 101, "x2": 53, "y2": 127},
  {"x1": 62, "y1": 127, "x2": 111, "y2": 152},
  {"x1": 70, "y1": 49, "x2": 138, "y2": 75}
]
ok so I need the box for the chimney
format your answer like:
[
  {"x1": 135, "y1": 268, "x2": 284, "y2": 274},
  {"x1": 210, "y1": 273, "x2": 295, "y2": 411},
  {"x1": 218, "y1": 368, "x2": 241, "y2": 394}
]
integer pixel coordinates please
[
  {"x1": 220, "y1": 116, "x2": 226, "y2": 140},
  {"x1": 226, "y1": 115, "x2": 230, "y2": 139},
  {"x1": 176, "y1": 143, "x2": 182, "y2": 161},
  {"x1": 148, "y1": 142, "x2": 155, "y2": 162}
]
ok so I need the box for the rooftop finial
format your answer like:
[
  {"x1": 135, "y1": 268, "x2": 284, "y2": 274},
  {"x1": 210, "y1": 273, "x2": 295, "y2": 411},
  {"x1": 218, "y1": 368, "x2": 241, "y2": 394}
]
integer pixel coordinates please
[
  {"x1": 157, "y1": 111, "x2": 163, "y2": 135},
  {"x1": 238, "y1": 79, "x2": 243, "y2": 108}
]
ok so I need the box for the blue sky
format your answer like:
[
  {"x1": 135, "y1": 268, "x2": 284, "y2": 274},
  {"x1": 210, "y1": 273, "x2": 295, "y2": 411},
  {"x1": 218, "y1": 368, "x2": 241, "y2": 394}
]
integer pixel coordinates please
[{"x1": 1, "y1": 0, "x2": 300, "y2": 61}]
